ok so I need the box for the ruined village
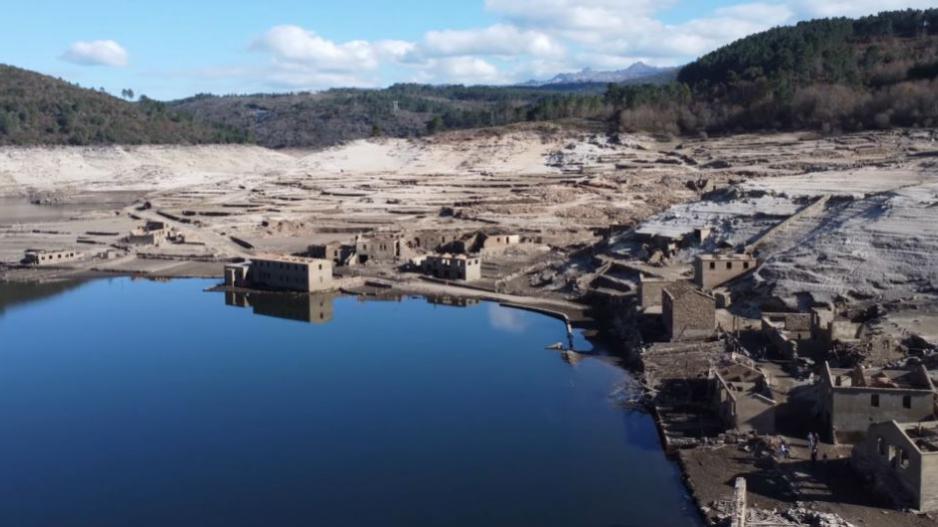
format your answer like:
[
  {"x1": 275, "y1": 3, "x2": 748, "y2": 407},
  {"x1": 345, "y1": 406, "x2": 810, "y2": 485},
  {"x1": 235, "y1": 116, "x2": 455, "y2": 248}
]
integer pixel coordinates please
[{"x1": 3, "y1": 124, "x2": 938, "y2": 526}]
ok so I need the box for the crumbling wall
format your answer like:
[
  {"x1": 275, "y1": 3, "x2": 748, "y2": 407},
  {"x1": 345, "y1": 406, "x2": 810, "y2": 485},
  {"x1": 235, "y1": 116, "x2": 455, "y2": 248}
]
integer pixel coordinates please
[
  {"x1": 712, "y1": 370, "x2": 776, "y2": 435},
  {"x1": 921, "y1": 451, "x2": 938, "y2": 512},
  {"x1": 357, "y1": 235, "x2": 412, "y2": 262},
  {"x1": 852, "y1": 422, "x2": 923, "y2": 510},
  {"x1": 639, "y1": 278, "x2": 677, "y2": 309},
  {"x1": 734, "y1": 394, "x2": 776, "y2": 435},
  {"x1": 308, "y1": 243, "x2": 342, "y2": 261},
  {"x1": 480, "y1": 234, "x2": 521, "y2": 255},
  {"x1": 829, "y1": 320, "x2": 861, "y2": 342},
  {"x1": 825, "y1": 386, "x2": 935, "y2": 441},
  {"x1": 663, "y1": 286, "x2": 715, "y2": 341}
]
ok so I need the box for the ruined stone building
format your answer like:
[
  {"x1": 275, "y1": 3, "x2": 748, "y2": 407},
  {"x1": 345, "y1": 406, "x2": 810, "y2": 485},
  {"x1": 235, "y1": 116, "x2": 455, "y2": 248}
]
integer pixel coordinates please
[
  {"x1": 761, "y1": 312, "x2": 815, "y2": 359},
  {"x1": 662, "y1": 281, "x2": 716, "y2": 341},
  {"x1": 694, "y1": 253, "x2": 758, "y2": 290},
  {"x1": 712, "y1": 361, "x2": 777, "y2": 435},
  {"x1": 852, "y1": 420, "x2": 938, "y2": 511},
  {"x1": 421, "y1": 254, "x2": 482, "y2": 282},
  {"x1": 821, "y1": 362, "x2": 936, "y2": 443},
  {"x1": 307, "y1": 242, "x2": 355, "y2": 265},
  {"x1": 456, "y1": 232, "x2": 522, "y2": 255},
  {"x1": 640, "y1": 276, "x2": 670, "y2": 310},
  {"x1": 412, "y1": 231, "x2": 461, "y2": 252},
  {"x1": 224, "y1": 262, "x2": 251, "y2": 288},
  {"x1": 124, "y1": 220, "x2": 175, "y2": 247},
  {"x1": 22, "y1": 248, "x2": 83, "y2": 266},
  {"x1": 634, "y1": 229, "x2": 686, "y2": 259},
  {"x1": 355, "y1": 232, "x2": 413, "y2": 263},
  {"x1": 639, "y1": 276, "x2": 683, "y2": 310},
  {"x1": 249, "y1": 255, "x2": 334, "y2": 293},
  {"x1": 481, "y1": 233, "x2": 521, "y2": 254}
]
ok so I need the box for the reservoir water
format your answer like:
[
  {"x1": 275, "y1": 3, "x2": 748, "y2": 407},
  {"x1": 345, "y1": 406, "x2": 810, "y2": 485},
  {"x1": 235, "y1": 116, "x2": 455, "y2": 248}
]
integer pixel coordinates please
[{"x1": 0, "y1": 278, "x2": 700, "y2": 526}]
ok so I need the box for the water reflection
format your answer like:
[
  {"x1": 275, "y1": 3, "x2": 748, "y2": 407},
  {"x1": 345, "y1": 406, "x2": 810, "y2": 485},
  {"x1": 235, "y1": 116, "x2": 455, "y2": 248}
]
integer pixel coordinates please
[
  {"x1": 222, "y1": 291, "x2": 486, "y2": 325},
  {"x1": 0, "y1": 279, "x2": 88, "y2": 317},
  {"x1": 225, "y1": 291, "x2": 337, "y2": 324},
  {"x1": 486, "y1": 303, "x2": 530, "y2": 333},
  {"x1": 425, "y1": 295, "x2": 480, "y2": 308}
]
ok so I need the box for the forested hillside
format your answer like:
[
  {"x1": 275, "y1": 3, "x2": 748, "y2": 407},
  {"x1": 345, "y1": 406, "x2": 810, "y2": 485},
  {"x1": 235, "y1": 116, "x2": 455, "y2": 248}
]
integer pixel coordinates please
[
  {"x1": 4, "y1": 9, "x2": 938, "y2": 148},
  {"x1": 607, "y1": 9, "x2": 938, "y2": 134},
  {"x1": 0, "y1": 65, "x2": 250, "y2": 146},
  {"x1": 171, "y1": 84, "x2": 606, "y2": 148}
]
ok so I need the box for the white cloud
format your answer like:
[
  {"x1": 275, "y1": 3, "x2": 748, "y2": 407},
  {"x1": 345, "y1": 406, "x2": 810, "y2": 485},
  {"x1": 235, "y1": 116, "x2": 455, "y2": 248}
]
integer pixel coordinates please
[
  {"x1": 420, "y1": 24, "x2": 564, "y2": 59},
  {"x1": 248, "y1": 26, "x2": 421, "y2": 88},
  {"x1": 427, "y1": 56, "x2": 504, "y2": 83},
  {"x1": 488, "y1": 304, "x2": 530, "y2": 333},
  {"x1": 482, "y1": 0, "x2": 797, "y2": 63},
  {"x1": 193, "y1": 1, "x2": 938, "y2": 91},
  {"x1": 374, "y1": 40, "x2": 417, "y2": 60},
  {"x1": 251, "y1": 25, "x2": 382, "y2": 72},
  {"x1": 61, "y1": 40, "x2": 128, "y2": 67},
  {"x1": 485, "y1": 0, "x2": 669, "y2": 32}
]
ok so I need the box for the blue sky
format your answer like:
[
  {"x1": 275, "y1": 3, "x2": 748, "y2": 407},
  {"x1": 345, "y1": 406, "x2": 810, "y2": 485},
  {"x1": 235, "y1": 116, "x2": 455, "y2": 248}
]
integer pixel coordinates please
[{"x1": 4, "y1": 0, "x2": 937, "y2": 100}]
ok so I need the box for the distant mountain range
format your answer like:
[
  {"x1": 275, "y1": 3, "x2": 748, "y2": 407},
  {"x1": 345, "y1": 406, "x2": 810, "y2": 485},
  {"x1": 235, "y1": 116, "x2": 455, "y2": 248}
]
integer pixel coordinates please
[{"x1": 522, "y1": 62, "x2": 678, "y2": 87}]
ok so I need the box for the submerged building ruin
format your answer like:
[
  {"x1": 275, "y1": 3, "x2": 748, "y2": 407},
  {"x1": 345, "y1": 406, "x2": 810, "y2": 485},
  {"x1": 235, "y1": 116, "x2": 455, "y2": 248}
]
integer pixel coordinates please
[{"x1": 224, "y1": 255, "x2": 334, "y2": 293}]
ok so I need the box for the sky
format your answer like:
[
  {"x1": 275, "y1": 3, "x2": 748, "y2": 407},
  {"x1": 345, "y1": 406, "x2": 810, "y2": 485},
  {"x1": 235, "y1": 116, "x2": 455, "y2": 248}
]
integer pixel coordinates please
[{"x1": 4, "y1": 0, "x2": 938, "y2": 100}]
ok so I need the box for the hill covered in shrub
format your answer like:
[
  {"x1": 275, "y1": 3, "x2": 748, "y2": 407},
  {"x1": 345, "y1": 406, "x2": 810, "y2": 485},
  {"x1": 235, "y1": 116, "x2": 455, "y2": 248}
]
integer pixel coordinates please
[
  {"x1": 606, "y1": 9, "x2": 938, "y2": 134},
  {"x1": 0, "y1": 65, "x2": 250, "y2": 146}
]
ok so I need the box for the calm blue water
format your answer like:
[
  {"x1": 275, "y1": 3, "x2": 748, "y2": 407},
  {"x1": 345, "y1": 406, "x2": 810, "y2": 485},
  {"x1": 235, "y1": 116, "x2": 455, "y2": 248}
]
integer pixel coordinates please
[{"x1": 0, "y1": 278, "x2": 699, "y2": 527}]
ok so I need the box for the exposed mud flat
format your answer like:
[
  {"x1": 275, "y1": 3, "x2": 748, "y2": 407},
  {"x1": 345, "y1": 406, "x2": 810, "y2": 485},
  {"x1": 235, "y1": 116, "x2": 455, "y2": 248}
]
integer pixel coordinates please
[
  {"x1": 3, "y1": 126, "x2": 938, "y2": 319},
  {"x1": 0, "y1": 125, "x2": 711, "y2": 287}
]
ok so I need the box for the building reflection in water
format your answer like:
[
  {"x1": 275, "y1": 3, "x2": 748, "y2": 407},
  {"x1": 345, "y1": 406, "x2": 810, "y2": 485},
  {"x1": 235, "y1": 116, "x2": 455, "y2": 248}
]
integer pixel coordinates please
[
  {"x1": 425, "y1": 295, "x2": 480, "y2": 308},
  {"x1": 225, "y1": 291, "x2": 337, "y2": 325}
]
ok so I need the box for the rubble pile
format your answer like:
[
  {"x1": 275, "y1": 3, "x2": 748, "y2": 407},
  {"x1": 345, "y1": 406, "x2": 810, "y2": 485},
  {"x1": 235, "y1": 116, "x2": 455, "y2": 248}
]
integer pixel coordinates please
[{"x1": 709, "y1": 501, "x2": 856, "y2": 527}]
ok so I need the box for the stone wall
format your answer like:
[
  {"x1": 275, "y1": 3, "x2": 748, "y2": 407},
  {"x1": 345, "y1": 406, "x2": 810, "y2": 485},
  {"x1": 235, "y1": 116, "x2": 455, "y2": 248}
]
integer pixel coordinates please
[
  {"x1": 821, "y1": 365, "x2": 936, "y2": 442},
  {"x1": 663, "y1": 285, "x2": 715, "y2": 341},
  {"x1": 356, "y1": 235, "x2": 412, "y2": 262},
  {"x1": 639, "y1": 277, "x2": 678, "y2": 309},
  {"x1": 694, "y1": 254, "x2": 757, "y2": 290},
  {"x1": 852, "y1": 422, "x2": 931, "y2": 510}
]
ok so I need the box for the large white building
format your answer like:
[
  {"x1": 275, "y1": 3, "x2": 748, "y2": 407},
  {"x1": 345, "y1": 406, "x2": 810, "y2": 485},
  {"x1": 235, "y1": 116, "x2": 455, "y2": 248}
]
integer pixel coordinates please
[{"x1": 246, "y1": 255, "x2": 334, "y2": 292}]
